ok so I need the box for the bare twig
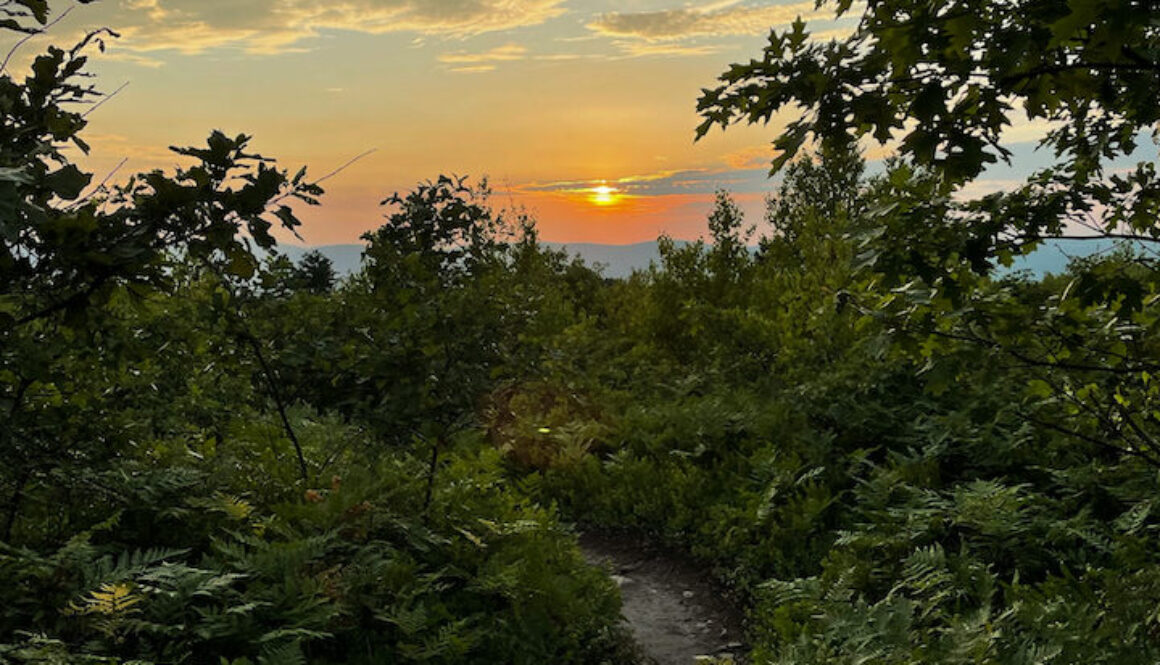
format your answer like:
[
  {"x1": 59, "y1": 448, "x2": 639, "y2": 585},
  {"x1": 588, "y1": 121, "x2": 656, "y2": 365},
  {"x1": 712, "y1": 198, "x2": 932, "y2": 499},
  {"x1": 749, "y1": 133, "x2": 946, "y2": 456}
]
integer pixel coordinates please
[
  {"x1": 1051, "y1": 234, "x2": 1160, "y2": 243},
  {"x1": 312, "y1": 148, "x2": 377, "y2": 187},
  {"x1": 261, "y1": 149, "x2": 377, "y2": 219},
  {"x1": 82, "y1": 80, "x2": 129, "y2": 118},
  {"x1": 241, "y1": 329, "x2": 310, "y2": 482},
  {"x1": 0, "y1": 4, "x2": 76, "y2": 75},
  {"x1": 66, "y1": 156, "x2": 127, "y2": 210},
  {"x1": 1016, "y1": 409, "x2": 1160, "y2": 468}
]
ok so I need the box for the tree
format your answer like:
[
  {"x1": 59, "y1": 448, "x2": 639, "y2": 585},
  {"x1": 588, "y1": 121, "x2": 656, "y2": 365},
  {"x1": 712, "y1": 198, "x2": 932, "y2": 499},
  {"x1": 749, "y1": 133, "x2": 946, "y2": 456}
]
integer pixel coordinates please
[
  {"x1": 689, "y1": 13, "x2": 1160, "y2": 662},
  {"x1": 696, "y1": 0, "x2": 1160, "y2": 264},
  {"x1": 696, "y1": 0, "x2": 1160, "y2": 464},
  {"x1": 354, "y1": 176, "x2": 515, "y2": 512},
  {"x1": 0, "y1": 2, "x2": 322, "y2": 538},
  {"x1": 0, "y1": 6, "x2": 635, "y2": 665},
  {"x1": 706, "y1": 189, "x2": 753, "y2": 288},
  {"x1": 292, "y1": 250, "x2": 337, "y2": 294},
  {"x1": 760, "y1": 143, "x2": 866, "y2": 268}
]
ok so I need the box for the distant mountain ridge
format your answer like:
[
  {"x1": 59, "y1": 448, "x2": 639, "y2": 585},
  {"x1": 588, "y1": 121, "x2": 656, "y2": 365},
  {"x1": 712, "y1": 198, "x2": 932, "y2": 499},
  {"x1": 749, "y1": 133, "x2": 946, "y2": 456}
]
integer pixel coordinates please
[
  {"x1": 279, "y1": 238, "x2": 1122, "y2": 281},
  {"x1": 544, "y1": 241, "x2": 689, "y2": 278},
  {"x1": 278, "y1": 241, "x2": 683, "y2": 279},
  {"x1": 1001, "y1": 238, "x2": 1130, "y2": 277},
  {"x1": 278, "y1": 244, "x2": 365, "y2": 276}
]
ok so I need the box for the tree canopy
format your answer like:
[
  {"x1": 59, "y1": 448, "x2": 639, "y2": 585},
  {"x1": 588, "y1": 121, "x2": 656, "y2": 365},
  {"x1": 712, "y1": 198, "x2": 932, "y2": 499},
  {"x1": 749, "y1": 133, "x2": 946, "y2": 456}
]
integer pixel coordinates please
[
  {"x1": 3, "y1": 1, "x2": 1160, "y2": 664},
  {"x1": 697, "y1": 0, "x2": 1160, "y2": 265}
]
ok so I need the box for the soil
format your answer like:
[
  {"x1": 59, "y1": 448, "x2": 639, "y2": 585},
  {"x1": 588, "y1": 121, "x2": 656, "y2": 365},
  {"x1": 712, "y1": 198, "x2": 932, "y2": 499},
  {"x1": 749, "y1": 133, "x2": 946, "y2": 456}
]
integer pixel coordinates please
[{"x1": 579, "y1": 531, "x2": 747, "y2": 665}]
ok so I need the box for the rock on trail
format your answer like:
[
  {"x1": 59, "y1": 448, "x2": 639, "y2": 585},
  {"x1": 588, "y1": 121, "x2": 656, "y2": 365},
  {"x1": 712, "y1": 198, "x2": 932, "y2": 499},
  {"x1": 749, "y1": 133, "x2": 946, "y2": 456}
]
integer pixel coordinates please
[{"x1": 579, "y1": 532, "x2": 747, "y2": 665}]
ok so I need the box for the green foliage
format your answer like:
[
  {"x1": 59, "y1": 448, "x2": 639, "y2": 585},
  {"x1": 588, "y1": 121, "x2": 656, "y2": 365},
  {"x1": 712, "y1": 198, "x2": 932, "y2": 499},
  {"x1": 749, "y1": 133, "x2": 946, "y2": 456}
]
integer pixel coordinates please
[
  {"x1": 0, "y1": 438, "x2": 628, "y2": 664},
  {"x1": 0, "y1": 0, "x2": 324, "y2": 539},
  {"x1": 697, "y1": 0, "x2": 1160, "y2": 292},
  {"x1": 293, "y1": 251, "x2": 337, "y2": 294},
  {"x1": 518, "y1": 143, "x2": 1160, "y2": 664},
  {"x1": 0, "y1": 5, "x2": 630, "y2": 664},
  {"x1": 697, "y1": 0, "x2": 1160, "y2": 184},
  {"x1": 7, "y1": 1, "x2": 1160, "y2": 664}
]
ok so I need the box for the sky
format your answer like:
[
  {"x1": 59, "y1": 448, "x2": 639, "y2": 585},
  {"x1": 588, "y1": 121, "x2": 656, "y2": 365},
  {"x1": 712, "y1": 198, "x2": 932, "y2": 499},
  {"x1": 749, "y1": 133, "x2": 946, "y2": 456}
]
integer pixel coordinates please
[{"x1": 7, "y1": 0, "x2": 1056, "y2": 246}]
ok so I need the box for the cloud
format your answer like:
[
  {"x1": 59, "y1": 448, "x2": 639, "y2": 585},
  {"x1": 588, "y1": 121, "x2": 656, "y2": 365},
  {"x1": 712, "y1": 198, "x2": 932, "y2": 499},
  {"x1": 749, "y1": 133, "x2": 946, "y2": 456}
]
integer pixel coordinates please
[
  {"x1": 612, "y1": 41, "x2": 724, "y2": 58},
  {"x1": 438, "y1": 43, "x2": 527, "y2": 64},
  {"x1": 587, "y1": 2, "x2": 836, "y2": 41},
  {"x1": 532, "y1": 53, "x2": 588, "y2": 61},
  {"x1": 65, "y1": 133, "x2": 183, "y2": 168},
  {"x1": 809, "y1": 24, "x2": 858, "y2": 41},
  {"x1": 448, "y1": 64, "x2": 497, "y2": 74},
  {"x1": 1001, "y1": 116, "x2": 1061, "y2": 146},
  {"x1": 91, "y1": 0, "x2": 568, "y2": 56},
  {"x1": 519, "y1": 163, "x2": 774, "y2": 199},
  {"x1": 520, "y1": 169, "x2": 704, "y2": 194},
  {"x1": 723, "y1": 144, "x2": 776, "y2": 170},
  {"x1": 955, "y1": 178, "x2": 1021, "y2": 201},
  {"x1": 96, "y1": 51, "x2": 167, "y2": 68}
]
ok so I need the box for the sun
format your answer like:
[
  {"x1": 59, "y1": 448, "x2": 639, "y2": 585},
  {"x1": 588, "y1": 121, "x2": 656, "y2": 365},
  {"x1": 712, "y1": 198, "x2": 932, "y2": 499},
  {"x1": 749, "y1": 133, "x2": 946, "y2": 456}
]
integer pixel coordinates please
[{"x1": 588, "y1": 184, "x2": 620, "y2": 206}]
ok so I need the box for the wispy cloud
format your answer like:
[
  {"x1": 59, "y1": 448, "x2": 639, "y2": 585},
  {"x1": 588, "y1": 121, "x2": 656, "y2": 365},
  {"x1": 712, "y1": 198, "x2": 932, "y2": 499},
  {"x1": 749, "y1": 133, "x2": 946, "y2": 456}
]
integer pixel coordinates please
[
  {"x1": 519, "y1": 161, "x2": 775, "y2": 199},
  {"x1": 587, "y1": 2, "x2": 834, "y2": 41},
  {"x1": 612, "y1": 41, "x2": 725, "y2": 58},
  {"x1": 584, "y1": 2, "x2": 851, "y2": 59},
  {"x1": 63, "y1": 133, "x2": 182, "y2": 167},
  {"x1": 723, "y1": 144, "x2": 775, "y2": 170},
  {"x1": 520, "y1": 169, "x2": 706, "y2": 194},
  {"x1": 94, "y1": 0, "x2": 568, "y2": 57},
  {"x1": 532, "y1": 53, "x2": 589, "y2": 61},
  {"x1": 447, "y1": 64, "x2": 498, "y2": 74},
  {"x1": 809, "y1": 25, "x2": 858, "y2": 41},
  {"x1": 438, "y1": 43, "x2": 527, "y2": 65},
  {"x1": 96, "y1": 50, "x2": 167, "y2": 68}
]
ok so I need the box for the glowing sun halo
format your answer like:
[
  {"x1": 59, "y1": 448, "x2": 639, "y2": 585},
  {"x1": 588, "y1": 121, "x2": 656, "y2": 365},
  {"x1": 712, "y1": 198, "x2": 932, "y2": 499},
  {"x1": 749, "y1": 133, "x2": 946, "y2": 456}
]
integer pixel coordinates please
[{"x1": 589, "y1": 184, "x2": 620, "y2": 206}]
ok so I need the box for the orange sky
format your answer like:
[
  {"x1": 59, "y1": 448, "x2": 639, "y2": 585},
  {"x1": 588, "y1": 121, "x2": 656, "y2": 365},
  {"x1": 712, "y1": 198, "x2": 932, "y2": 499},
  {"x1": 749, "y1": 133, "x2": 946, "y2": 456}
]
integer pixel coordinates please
[
  {"x1": 9, "y1": 1, "x2": 1070, "y2": 247},
  {"x1": 2, "y1": 2, "x2": 878, "y2": 246},
  {"x1": 0, "y1": 0, "x2": 870, "y2": 245},
  {"x1": 12, "y1": 0, "x2": 1085, "y2": 250}
]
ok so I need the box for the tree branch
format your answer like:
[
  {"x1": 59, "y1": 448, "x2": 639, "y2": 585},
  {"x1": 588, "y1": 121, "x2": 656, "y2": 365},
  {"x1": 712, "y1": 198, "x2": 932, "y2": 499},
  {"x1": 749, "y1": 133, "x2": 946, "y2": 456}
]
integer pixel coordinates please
[{"x1": 241, "y1": 329, "x2": 309, "y2": 482}]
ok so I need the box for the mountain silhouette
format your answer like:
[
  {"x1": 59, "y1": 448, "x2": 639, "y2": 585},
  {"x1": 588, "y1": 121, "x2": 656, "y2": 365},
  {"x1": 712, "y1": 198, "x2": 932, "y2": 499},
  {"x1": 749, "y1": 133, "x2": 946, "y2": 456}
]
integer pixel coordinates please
[{"x1": 279, "y1": 238, "x2": 1126, "y2": 281}]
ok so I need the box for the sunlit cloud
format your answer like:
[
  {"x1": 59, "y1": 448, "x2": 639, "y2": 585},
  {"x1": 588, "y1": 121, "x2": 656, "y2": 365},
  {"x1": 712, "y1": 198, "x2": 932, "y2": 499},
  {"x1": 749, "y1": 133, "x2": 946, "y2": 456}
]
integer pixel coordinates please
[
  {"x1": 586, "y1": 2, "x2": 856, "y2": 59},
  {"x1": 93, "y1": 0, "x2": 569, "y2": 57},
  {"x1": 92, "y1": 50, "x2": 166, "y2": 68},
  {"x1": 520, "y1": 169, "x2": 704, "y2": 194},
  {"x1": 955, "y1": 178, "x2": 1022, "y2": 201},
  {"x1": 587, "y1": 2, "x2": 837, "y2": 41},
  {"x1": 612, "y1": 41, "x2": 725, "y2": 58},
  {"x1": 519, "y1": 163, "x2": 772, "y2": 200},
  {"x1": 808, "y1": 25, "x2": 858, "y2": 41},
  {"x1": 617, "y1": 169, "x2": 709, "y2": 185},
  {"x1": 69, "y1": 133, "x2": 177, "y2": 162},
  {"x1": 124, "y1": 0, "x2": 170, "y2": 22},
  {"x1": 438, "y1": 43, "x2": 527, "y2": 65},
  {"x1": 1002, "y1": 116, "x2": 1062, "y2": 146},
  {"x1": 532, "y1": 53, "x2": 589, "y2": 61},
  {"x1": 448, "y1": 64, "x2": 497, "y2": 74},
  {"x1": 723, "y1": 144, "x2": 776, "y2": 170}
]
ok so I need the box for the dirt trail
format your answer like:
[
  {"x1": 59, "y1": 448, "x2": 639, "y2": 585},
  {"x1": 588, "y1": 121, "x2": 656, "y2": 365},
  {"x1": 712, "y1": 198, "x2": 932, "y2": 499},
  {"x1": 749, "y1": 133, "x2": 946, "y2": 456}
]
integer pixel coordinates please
[{"x1": 579, "y1": 532, "x2": 747, "y2": 665}]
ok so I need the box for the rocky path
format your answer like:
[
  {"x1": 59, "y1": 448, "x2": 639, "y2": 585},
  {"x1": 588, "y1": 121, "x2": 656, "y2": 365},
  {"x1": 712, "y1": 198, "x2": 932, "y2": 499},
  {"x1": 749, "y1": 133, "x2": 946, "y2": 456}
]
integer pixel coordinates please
[{"x1": 579, "y1": 532, "x2": 747, "y2": 665}]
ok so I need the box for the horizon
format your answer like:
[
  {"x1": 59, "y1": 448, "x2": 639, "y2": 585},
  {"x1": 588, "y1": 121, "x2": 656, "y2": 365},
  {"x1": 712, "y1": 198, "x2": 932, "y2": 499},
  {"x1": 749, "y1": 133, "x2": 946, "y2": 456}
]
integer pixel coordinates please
[
  {"x1": 8, "y1": 2, "x2": 1160, "y2": 663},
  {"x1": 17, "y1": 1, "x2": 1057, "y2": 245}
]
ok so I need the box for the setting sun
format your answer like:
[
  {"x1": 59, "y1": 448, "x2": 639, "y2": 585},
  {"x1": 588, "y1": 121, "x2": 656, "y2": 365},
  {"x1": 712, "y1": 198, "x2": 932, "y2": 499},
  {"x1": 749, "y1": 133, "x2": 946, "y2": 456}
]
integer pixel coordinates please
[
  {"x1": 7, "y1": 2, "x2": 1151, "y2": 663},
  {"x1": 589, "y1": 184, "x2": 620, "y2": 206}
]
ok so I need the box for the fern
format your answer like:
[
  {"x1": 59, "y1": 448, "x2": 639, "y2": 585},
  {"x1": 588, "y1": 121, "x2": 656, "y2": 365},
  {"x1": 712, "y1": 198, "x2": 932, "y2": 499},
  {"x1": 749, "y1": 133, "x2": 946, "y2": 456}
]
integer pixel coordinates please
[{"x1": 256, "y1": 641, "x2": 305, "y2": 665}]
